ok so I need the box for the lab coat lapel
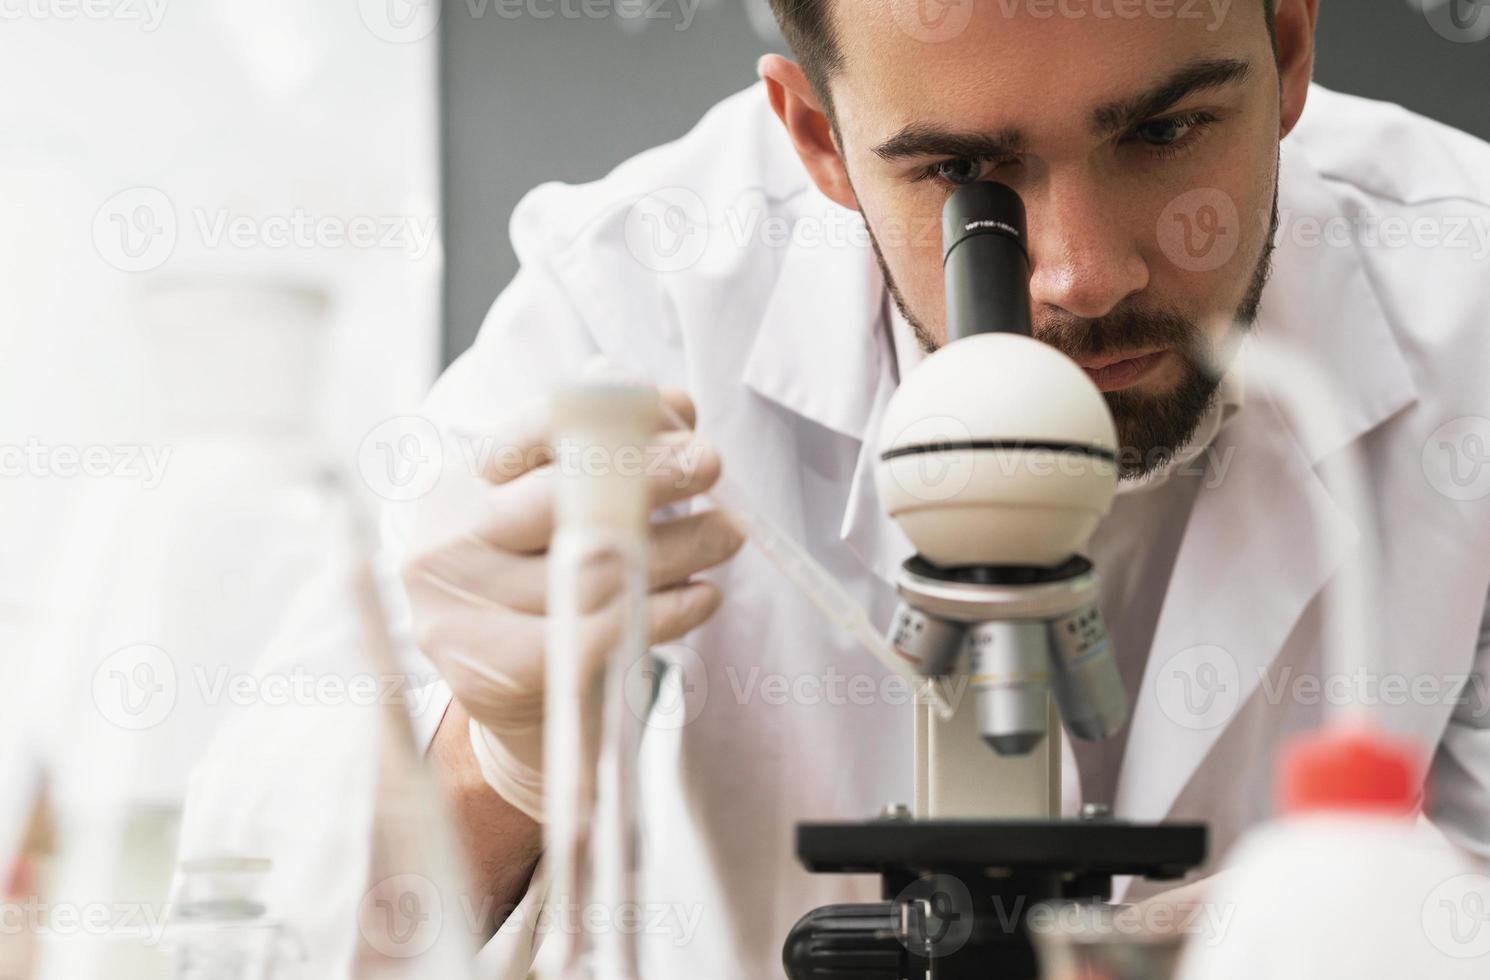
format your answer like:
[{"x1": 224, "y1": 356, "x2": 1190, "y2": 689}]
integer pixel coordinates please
[
  {"x1": 741, "y1": 197, "x2": 885, "y2": 443},
  {"x1": 839, "y1": 323, "x2": 917, "y2": 586},
  {"x1": 1114, "y1": 138, "x2": 1418, "y2": 822},
  {"x1": 741, "y1": 196, "x2": 914, "y2": 588},
  {"x1": 1111, "y1": 393, "x2": 1359, "y2": 824}
]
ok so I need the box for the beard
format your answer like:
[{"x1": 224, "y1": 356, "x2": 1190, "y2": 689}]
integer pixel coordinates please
[{"x1": 867, "y1": 185, "x2": 1279, "y2": 480}]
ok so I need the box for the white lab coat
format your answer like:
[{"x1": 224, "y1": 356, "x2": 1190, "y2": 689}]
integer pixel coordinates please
[{"x1": 180, "y1": 82, "x2": 1490, "y2": 979}]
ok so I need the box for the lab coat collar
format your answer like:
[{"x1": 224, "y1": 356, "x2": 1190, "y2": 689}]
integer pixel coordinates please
[
  {"x1": 740, "y1": 191, "x2": 917, "y2": 585},
  {"x1": 741, "y1": 192, "x2": 889, "y2": 444},
  {"x1": 1250, "y1": 142, "x2": 1418, "y2": 464},
  {"x1": 1113, "y1": 130, "x2": 1420, "y2": 828},
  {"x1": 839, "y1": 294, "x2": 918, "y2": 585}
]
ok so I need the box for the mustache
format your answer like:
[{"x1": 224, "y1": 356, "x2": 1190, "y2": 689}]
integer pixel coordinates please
[{"x1": 1033, "y1": 303, "x2": 1202, "y2": 365}]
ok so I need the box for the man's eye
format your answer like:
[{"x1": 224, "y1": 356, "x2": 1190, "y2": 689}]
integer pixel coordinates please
[
  {"x1": 936, "y1": 158, "x2": 982, "y2": 185},
  {"x1": 923, "y1": 158, "x2": 983, "y2": 186},
  {"x1": 1132, "y1": 112, "x2": 1213, "y2": 150}
]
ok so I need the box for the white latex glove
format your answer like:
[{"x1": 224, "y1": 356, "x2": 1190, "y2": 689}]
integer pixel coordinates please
[
  {"x1": 401, "y1": 389, "x2": 743, "y2": 821},
  {"x1": 1129, "y1": 872, "x2": 1228, "y2": 941}
]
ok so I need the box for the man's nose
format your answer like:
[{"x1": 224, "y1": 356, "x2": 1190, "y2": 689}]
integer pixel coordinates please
[{"x1": 1026, "y1": 179, "x2": 1150, "y2": 321}]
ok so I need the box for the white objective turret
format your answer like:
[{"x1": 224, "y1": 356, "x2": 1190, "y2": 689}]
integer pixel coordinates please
[{"x1": 876, "y1": 332, "x2": 1118, "y2": 568}]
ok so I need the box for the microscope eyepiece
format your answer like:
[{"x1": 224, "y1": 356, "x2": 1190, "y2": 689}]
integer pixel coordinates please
[
  {"x1": 941, "y1": 181, "x2": 1028, "y2": 262},
  {"x1": 942, "y1": 181, "x2": 1032, "y2": 341}
]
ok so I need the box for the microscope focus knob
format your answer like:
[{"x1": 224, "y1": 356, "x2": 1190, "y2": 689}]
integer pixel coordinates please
[{"x1": 782, "y1": 903, "x2": 902, "y2": 980}]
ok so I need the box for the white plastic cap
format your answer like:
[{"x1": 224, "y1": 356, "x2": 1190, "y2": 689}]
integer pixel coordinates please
[{"x1": 551, "y1": 381, "x2": 662, "y2": 530}]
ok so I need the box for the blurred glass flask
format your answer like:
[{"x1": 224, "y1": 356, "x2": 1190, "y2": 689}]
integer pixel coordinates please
[
  {"x1": 22, "y1": 280, "x2": 329, "y2": 980},
  {"x1": 538, "y1": 381, "x2": 658, "y2": 980},
  {"x1": 23, "y1": 280, "x2": 474, "y2": 979},
  {"x1": 163, "y1": 857, "x2": 302, "y2": 979}
]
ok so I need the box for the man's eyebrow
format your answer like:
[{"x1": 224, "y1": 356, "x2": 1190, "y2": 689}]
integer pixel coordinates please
[
  {"x1": 1092, "y1": 58, "x2": 1252, "y2": 136},
  {"x1": 871, "y1": 125, "x2": 1026, "y2": 163},
  {"x1": 869, "y1": 57, "x2": 1251, "y2": 163}
]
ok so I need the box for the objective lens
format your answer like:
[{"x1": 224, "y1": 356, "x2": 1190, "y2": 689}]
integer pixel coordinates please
[
  {"x1": 967, "y1": 621, "x2": 1050, "y2": 756},
  {"x1": 889, "y1": 602, "x2": 967, "y2": 676},
  {"x1": 1047, "y1": 601, "x2": 1129, "y2": 741}
]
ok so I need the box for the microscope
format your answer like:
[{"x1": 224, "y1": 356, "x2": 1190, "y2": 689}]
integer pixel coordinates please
[{"x1": 783, "y1": 183, "x2": 1207, "y2": 979}]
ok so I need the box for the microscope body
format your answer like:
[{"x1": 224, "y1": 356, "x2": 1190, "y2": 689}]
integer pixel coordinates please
[
  {"x1": 898, "y1": 555, "x2": 1112, "y2": 820},
  {"x1": 784, "y1": 183, "x2": 1207, "y2": 979},
  {"x1": 880, "y1": 180, "x2": 1126, "y2": 815}
]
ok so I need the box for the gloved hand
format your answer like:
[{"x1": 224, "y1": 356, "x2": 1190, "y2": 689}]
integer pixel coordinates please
[{"x1": 401, "y1": 389, "x2": 743, "y2": 822}]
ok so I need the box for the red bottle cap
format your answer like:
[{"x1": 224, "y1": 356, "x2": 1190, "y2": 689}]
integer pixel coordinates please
[
  {"x1": 1279, "y1": 724, "x2": 1425, "y2": 817},
  {"x1": 6, "y1": 858, "x2": 32, "y2": 898}
]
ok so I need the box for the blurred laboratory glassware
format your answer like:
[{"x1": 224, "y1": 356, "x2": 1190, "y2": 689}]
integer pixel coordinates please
[
  {"x1": 342, "y1": 468, "x2": 480, "y2": 980},
  {"x1": 25, "y1": 279, "x2": 474, "y2": 979},
  {"x1": 162, "y1": 857, "x2": 304, "y2": 980},
  {"x1": 0, "y1": 774, "x2": 54, "y2": 980},
  {"x1": 22, "y1": 279, "x2": 333, "y2": 980},
  {"x1": 539, "y1": 381, "x2": 657, "y2": 980}
]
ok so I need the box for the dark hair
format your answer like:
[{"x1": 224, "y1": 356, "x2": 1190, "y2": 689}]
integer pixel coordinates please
[
  {"x1": 768, "y1": 0, "x2": 1278, "y2": 123},
  {"x1": 768, "y1": 0, "x2": 845, "y2": 115}
]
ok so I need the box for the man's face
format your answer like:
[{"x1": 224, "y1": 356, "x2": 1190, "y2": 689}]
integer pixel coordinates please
[{"x1": 823, "y1": 3, "x2": 1283, "y2": 475}]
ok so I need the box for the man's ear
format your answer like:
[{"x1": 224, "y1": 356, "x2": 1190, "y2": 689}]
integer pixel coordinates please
[
  {"x1": 1273, "y1": 0, "x2": 1319, "y2": 139},
  {"x1": 757, "y1": 54, "x2": 858, "y2": 211}
]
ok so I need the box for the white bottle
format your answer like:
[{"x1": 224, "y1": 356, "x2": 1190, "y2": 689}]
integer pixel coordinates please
[{"x1": 1177, "y1": 724, "x2": 1490, "y2": 979}]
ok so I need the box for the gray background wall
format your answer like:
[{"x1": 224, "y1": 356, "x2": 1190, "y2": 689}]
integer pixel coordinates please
[{"x1": 440, "y1": 0, "x2": 1490, "y2": 364}]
